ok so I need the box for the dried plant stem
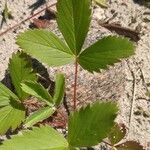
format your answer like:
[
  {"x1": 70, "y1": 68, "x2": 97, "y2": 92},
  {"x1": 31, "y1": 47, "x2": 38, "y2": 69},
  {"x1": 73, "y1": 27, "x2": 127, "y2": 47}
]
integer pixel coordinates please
[
  {"x1": 0, "y1": 2, "x2": 56, "y2": 37},
  {"x1": 73, "y1": 58, "x2": 78, "y2": 111}
]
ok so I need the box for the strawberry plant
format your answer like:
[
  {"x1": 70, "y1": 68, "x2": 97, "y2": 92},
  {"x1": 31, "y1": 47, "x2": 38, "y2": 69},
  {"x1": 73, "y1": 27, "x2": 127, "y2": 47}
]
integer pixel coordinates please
[
  {"x1": 0, "y1": 52, "x2": 65, "y2": 134},
  {"x1": 0, "y1": 0, "x2": 144, "y2": 149},
  {"x1": 0, "y1": 52, "x2": 37, "y2": 135}
]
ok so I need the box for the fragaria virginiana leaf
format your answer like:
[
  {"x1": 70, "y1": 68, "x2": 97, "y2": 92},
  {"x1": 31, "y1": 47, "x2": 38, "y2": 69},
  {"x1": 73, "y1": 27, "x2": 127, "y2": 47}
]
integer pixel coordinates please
[
  {"x1": 0, "y1": 83, "x2": 18, "y2": 107},
  {"x1": 68, "y1": 101, "x2": 118, "y2": 147},
  {"x1": 17, "y1": 1, "x2": 135, "y2": 74},
  {"x1": 56, "y1": 0, "x2": 92, "y2": 55},
  {"x1": 0, "y1": 99, "x2": 25, "y2": 135},
  {"x1": 17, "y1": 29, "x2": 74, "y2": 67},
  {"x1": 9, "y1": 52, "x2": 37, "y2": 100},
  {"x1": 78, "y1": 36, "x2": 135, "y2": 72},
  {"x1": 21, "y1": 81, "x2": 53, "y2": 106},
  {"x1": 24, "y1": 106, "x2": 55, "y2": 127},
  {"x1": 108, "y1": 123, "x2": 126, "y2": 145},
  {"x1": 0, "y1": 126, "x2": 69, "y2": 150},
  {"x1": 53, "y1": 74, "x2": 65, "y2": 107},
  {"x1": 115, "y1": 141, "x2": 144, "y2": 150}
]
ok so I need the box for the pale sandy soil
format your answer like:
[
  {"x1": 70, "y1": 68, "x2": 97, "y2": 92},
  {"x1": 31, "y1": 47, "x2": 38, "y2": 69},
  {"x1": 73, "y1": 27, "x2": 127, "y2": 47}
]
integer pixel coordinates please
[{"x1": 0, "y1": 0, "x2": 150, "y2": 149}]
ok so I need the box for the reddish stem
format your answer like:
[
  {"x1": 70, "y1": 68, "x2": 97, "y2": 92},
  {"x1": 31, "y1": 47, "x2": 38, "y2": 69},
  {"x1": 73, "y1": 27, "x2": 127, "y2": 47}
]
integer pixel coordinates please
[{"x1": 73, "y1": 58, "x2": 78, "y2": 111}]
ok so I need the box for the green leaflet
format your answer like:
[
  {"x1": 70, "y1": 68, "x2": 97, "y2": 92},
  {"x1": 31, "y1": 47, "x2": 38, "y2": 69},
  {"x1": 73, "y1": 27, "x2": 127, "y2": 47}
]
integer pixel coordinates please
[
  {"x1": 24, "y1": 106, "x2": 55, "y2": 127},
  {"x1": 68, "y1": 101, "x2": 118, "y2": 147},
  {"x1": 0, "y1": 98, "x2": 25, "y2": 135},
  {"x1": 0, "y1": 126, "x2": 69, "y2": 150},
  {"x1": 108, "y1": 123, "x2": 126, "y2": 145},
  {"x1": 17, "y1": 29, "x2": 74, "y2": 67},
  {"x1": 53, "y1": 74, "x2": 65, "y2": 106},
  {"x1": 21, "y1": 81, "x2": 53, "y2": 106},
  {"x1": 0, "y1": 83, "x2": 18, "y2": 107},
  {"x1": 57, "y1": 0, "x2": 91, "y2": 55},
  {"x1": 9, "y1": 52, "x2": 37, "y2": 100},
  {"x1": 78, "y1": 36, "x2": 135, "y2": 72}
]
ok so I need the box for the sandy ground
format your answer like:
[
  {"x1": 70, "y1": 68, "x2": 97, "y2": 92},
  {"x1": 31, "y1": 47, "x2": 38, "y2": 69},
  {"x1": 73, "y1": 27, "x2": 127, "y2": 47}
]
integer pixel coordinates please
[{"x1": 0, "y1": 0, "x2": 150, "y2": 149}]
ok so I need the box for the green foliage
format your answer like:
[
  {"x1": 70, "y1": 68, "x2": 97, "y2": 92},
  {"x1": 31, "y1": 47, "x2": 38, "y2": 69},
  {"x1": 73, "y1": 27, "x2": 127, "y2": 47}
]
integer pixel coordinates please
[
  {"x1": 9, "y1": 52, "x2": 37, "y2": 100},
  {"x1": 21, "y1": 73, "x2": 65, "y2": 127},
  {"x1": 78, "y1": 36, "x2": 134, "y2": 72},
  {"x1": 17, "y1": 29, "x2": 74, "y2": 67},
  {"x1": 21, "y1": 81, "x2": 53, "y2": 106},
  {"x1": 0, "y1": 83, "x2": 18, "y2": 107},
  {"x1": 56, "y1": 0, "x2": 91, "y2": 55},
  {"x1": 24, "y1": 107, "x2": 55, "y2": 127},
  {"x1": 0, "y1": 51, "x2": 37, "y2": 134},
  {"x1": 0, "y1": 83, "x2": 25, "y2": 134},
  {"x1": 108, "y1": 123, "x2": 126, "y2": 145},
  {"x1": 0, "y1": 0, "x2": 139, "y2": 149},
  {"x1": 17, "y1": 3, "x2": 135, "y2": 73},
  {"x1": 0, "y1": 126, "x2": 69, "y2": 150},
  {"x1": 68, "y1": 102, "x2": 118, "y2": 147},
  {"x1": 53, "y1": 74, "x2": 65, "y2": 106}
]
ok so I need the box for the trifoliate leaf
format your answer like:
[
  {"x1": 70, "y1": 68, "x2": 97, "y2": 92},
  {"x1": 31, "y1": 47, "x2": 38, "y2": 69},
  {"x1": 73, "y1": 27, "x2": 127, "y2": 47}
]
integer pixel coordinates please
[
  {"x1": 68, "y1": 101, "x2": 118, "y2": 147},
  {"x1": 108, "y1": 123, "x2": 126, "y2": 145},
  {"x1": 94, "y1": 0, "x2": 107, "y2": 8},
  {"x1": 78, "y1": 36, "x2": 135, "y2": 72},
  {"x1": 0, "y1": 126, "x2": 69, "y2": 150},
  {"x1": 21, "y1": 81, "x2": 53, "y2": 106},
  {"x1": 9, "y1": 52, "x2": 37, "y2": 100},
  {"x1": 17, "y1": 29, "x2": 74, "y2": 67},
  {"x1": 115, "y1": 141, "x2": 144, "y2": 150},
  {"x1": 57, "y1": 0, "x2": 91, "y2": 55},
  {"x1": 0, "y1": 83, "x2": 18, "y2": 107},
  {"x1": 24, "y1": 106, "x2": 55, "y2": 127},
  {"x1": 53, "y1": 74, "x2": 65, "y2": 107},
  {"x1": 0, "y1": 98, "x2": 25, "y2": 135}
]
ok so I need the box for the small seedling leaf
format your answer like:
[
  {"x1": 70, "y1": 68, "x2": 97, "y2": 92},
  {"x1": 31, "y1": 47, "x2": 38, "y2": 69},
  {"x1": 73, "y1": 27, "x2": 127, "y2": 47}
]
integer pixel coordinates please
[
  {"x1": 53, "y1": 74, "x2": 65, "y2": 107},
  {"x1": 0, "y1": 126, "x2": 69, "y2": 150},
  {"x1": 9, "y1": 52, "x2": 37, "y2": 100},
  {"x1": 17, "y1": 29, "x2": 74, "y2": 67},
  {"x1": 108, "y1": 123, "x2": 126, "y2": 145},
  {"x1": 68, "y1": 101, "x2": 118, "y2": 147},
  {"x1": 24, "y1": 106, "x2": 55, "y2": 127},
  {"x1": 21, "y1": 81, "x2": 53, "y2": 106},
  {"x1": 115, "y1": 141, "x2": 144, "y2": 150},
  {"x1": 57, "y1": 0, "x2": 91, "y2": 55},
  {"x1": 78, "y1": 36, "x2": 135, "y2": 72},
  {"x1": 0, "y1": 96, "x2": 25, "y2": 135}
]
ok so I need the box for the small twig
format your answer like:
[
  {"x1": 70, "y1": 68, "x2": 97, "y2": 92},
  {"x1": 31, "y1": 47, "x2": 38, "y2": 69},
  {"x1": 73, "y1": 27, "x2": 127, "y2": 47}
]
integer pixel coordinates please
[{"x1": 0, "y1": 2, "x2": 56, "y2": 37}]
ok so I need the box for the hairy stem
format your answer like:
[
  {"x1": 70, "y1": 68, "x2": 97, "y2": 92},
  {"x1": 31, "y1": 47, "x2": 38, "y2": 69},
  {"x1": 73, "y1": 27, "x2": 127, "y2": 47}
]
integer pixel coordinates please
[{"x1": 73, "y1": 58, "x2": 78, "y2": 111}]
